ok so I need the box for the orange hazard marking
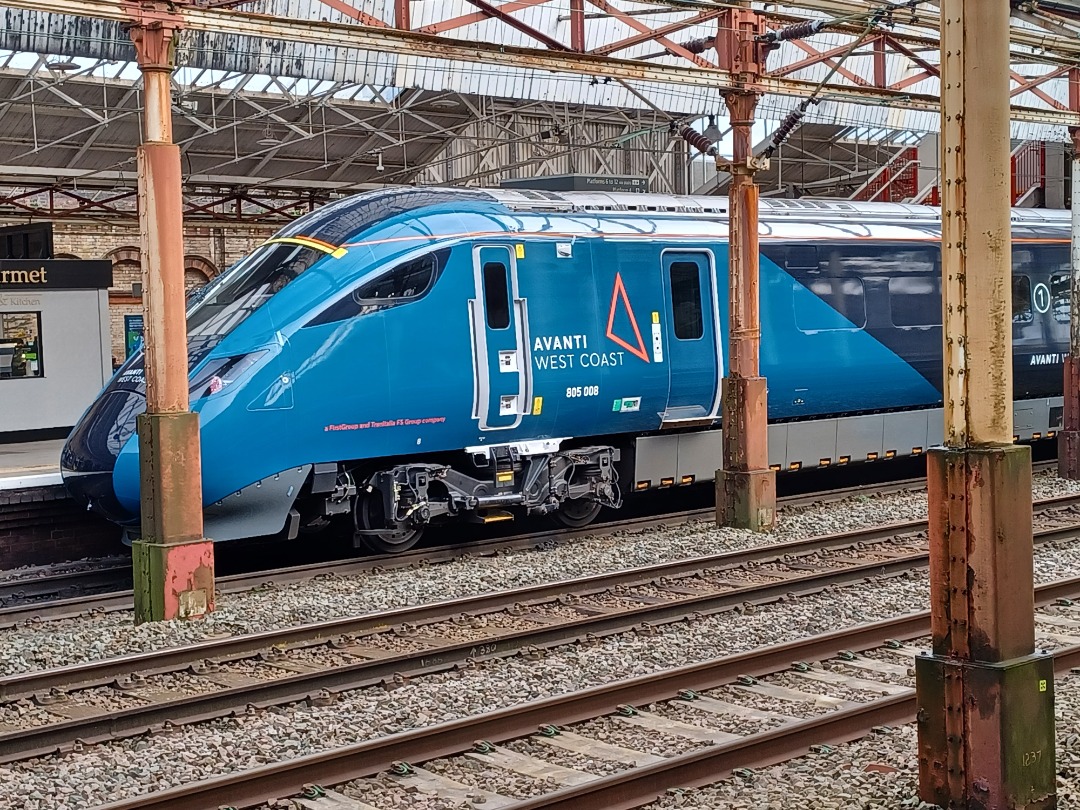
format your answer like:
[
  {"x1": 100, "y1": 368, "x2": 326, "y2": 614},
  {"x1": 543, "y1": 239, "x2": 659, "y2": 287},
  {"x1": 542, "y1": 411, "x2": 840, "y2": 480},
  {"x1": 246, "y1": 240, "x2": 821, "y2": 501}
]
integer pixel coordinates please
[{"x1": 606, "y1": 272, "x2": 650, "y2": 363}]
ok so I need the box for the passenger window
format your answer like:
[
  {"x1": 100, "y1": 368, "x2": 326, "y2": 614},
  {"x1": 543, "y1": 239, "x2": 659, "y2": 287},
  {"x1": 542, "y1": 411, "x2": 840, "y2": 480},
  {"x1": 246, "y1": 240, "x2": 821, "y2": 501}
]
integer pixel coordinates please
[
  {"x1": 1051, "y1": 273, "x2": 1071, "y2": 324},
  {"x1": 1013, "y1": 276, "x2": 1033, "y2": 324},
  {"x1": 669, "y1": 262, "x2": 704, "y2": 340},
  {"x1": 483, "y1": 261, "x2": 511, "y2": 330},
  {"x1": 303, "y1": 249, "x2": 446, "y2": 328},
  {"x1": 794, "y1": 277, "x2": 866, "y2": 332},
  {"x1": 786, "y1": 245, "x2": 819, "y2": 270},
  {"x1": 889, "y1": 276, "x2": 942, "y2": 327}
]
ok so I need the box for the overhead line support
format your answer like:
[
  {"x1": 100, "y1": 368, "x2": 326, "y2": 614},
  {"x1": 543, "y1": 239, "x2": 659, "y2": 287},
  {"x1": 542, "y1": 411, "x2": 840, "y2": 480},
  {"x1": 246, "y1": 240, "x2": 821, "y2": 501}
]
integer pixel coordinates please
[
  {"x1": 916, "y1": 2, "x2": 1055, "y2": 806},
  {"x1": 715, "y1": 4, "x2": 775, "y2": 532},
  {"x1": 127, "y1": 0, "x2": 215, "y2": 624},
  {"x1": 1060, "y1": 125, "x2": 1080, "y2": 479}
]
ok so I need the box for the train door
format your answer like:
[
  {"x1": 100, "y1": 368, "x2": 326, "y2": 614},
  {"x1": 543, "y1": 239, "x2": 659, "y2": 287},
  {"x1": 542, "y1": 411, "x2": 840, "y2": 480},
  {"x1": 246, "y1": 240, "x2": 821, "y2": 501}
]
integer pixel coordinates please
[
  {"x1": 660, "y1": 250, "x2": 721, "y2": 420},
  {"x1": 469, "y1": 245, "x2": 532, "y2": 430}
]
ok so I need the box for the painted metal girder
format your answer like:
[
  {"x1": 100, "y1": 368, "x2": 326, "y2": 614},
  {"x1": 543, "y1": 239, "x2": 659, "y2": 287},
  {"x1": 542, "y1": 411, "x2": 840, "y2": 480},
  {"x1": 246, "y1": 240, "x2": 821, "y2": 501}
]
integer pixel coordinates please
[{"x1": 0, "y1": 0, "x2": 1078, "y2": 134}]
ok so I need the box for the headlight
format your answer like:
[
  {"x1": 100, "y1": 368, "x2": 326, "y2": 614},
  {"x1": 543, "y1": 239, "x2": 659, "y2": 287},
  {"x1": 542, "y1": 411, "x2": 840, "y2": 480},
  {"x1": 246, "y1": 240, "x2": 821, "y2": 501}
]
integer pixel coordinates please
[{"x1": 189, "y1": 351, "x2": 267, "y2": 399}]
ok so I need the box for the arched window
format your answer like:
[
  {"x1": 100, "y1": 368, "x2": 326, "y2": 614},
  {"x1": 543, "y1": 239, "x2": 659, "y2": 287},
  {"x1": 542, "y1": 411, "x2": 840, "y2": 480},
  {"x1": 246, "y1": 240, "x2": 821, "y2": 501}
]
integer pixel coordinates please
[
  {"x1": 184, "y1": 255, "x2": 218, "y2": 293},
  {"x1": 104, "y1": 246, "x2": 142, "y2": 296}
]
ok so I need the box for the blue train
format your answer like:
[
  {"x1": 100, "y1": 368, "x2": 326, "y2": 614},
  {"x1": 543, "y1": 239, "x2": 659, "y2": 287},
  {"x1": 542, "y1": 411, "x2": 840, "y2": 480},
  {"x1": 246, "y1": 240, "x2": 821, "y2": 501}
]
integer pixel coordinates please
[{"x1": 61, "y1": 188, "x2": 1071, "y2": 552}]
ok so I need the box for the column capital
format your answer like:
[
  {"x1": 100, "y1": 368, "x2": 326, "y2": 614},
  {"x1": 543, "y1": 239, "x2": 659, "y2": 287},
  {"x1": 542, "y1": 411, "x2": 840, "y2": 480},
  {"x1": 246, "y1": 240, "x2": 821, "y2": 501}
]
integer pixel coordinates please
[{"x1": 124, "y1": 2, "x2": 183, "y2": 72}]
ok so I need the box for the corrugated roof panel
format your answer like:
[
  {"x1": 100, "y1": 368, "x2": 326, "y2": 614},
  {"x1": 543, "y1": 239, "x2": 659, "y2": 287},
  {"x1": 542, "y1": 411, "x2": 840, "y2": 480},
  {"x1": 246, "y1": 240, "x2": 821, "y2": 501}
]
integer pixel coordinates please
[
  {"x1": 0, "y1": 5, "x2": 1072, "y2": 141},
  {"x1": 0, "y1": 10, "x2": 134, "y2": 61}
]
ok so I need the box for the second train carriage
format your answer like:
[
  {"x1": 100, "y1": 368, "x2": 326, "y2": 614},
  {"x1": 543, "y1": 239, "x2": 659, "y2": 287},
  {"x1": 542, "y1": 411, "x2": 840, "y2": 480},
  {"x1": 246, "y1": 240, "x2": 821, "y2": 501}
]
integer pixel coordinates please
[{"x1": 61, "y1": 188, "x2": 1071, "y2": 551}]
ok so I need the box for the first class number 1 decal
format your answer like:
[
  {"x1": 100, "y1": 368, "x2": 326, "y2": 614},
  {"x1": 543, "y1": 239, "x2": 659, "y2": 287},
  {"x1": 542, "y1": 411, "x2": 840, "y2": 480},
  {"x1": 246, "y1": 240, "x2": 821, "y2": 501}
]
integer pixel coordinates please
[{"x1": 567, "y1": 386, "x2": 600, "y2": 398}]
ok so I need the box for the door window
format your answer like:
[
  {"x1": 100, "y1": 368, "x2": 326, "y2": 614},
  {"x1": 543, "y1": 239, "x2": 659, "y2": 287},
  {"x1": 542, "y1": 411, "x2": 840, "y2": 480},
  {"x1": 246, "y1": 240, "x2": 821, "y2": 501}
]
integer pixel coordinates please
[
  {"x1": 669, "y1": 261, "x2": 704, "y2": 340},
  {"x1": 1013, "y1": 276, "x2": 1033, "y2": 324},
  {"x1": 483, "y1": 261, "x2": 511, "y2": 330},
  {"x1": 1051, "y1": 273, "x2": 1070, "y2": 323}
]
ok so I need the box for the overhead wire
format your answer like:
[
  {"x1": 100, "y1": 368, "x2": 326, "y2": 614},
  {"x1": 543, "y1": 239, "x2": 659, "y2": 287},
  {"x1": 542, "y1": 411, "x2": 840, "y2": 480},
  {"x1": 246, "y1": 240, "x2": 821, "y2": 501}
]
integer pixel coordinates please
[{"x1": 757, "y1": 0, "x2": 936, "y2": 158}]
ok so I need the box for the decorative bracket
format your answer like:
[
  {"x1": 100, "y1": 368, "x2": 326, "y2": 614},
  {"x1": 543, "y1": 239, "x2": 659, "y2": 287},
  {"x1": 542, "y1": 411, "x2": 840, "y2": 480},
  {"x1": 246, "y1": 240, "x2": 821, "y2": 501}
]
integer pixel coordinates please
[{"x1": 122, "y1": 1, "x2": 184, "y2": 70}]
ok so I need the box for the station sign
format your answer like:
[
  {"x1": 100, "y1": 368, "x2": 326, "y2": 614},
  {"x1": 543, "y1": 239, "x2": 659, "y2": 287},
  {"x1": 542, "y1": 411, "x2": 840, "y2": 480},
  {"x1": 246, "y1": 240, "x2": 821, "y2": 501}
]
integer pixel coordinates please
[
  {"x1": 0, "y1": 260, "x2": 113, "y2": 290},
  {"x1": 500, "y1": 174, "x2": 649, "y2": 193}
]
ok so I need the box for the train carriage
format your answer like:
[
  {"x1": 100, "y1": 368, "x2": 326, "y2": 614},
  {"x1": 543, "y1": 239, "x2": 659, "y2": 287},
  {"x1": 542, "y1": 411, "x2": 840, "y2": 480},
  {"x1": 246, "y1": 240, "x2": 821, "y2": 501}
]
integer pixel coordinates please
[{"x1": 61, "y1": 187, "x2": 1071, "y2": 551}]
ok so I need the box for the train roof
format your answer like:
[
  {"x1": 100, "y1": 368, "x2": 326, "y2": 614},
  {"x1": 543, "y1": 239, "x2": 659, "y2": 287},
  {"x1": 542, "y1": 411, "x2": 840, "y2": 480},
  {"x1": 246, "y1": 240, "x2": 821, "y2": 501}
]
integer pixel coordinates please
[
  {"x1": 277, "y1": 186, "x2": 1070, "y2": 248},
  {"x1": 482, "y1": 188, "x2": 1071, "y2": 227}
]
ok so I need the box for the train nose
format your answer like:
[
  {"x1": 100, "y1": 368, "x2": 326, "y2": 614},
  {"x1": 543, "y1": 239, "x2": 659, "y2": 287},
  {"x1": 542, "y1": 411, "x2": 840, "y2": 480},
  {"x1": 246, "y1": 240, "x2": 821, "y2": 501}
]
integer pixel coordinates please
[{"x1": 61, "y1": 389, "x2": 144, "y2": 523}]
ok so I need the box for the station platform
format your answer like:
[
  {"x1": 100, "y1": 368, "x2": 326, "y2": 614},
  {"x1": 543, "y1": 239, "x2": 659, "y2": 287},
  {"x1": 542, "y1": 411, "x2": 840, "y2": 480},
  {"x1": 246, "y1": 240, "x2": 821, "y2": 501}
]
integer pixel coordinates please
[{"x1": 0, "y1": 439, "x2": 64, "y2": 490}]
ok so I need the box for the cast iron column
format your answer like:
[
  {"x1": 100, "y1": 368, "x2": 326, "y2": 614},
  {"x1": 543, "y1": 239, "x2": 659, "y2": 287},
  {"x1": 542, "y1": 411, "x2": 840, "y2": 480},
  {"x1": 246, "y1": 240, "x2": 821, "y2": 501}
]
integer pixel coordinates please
[
  {"x1": 916, "y1": 2, "x2": 1056, "y2": 807},
  {"x1": 129, "y1": 13, "x2": 216, "y2": 624},
  {"x1": 1059, "y1": 127, "x2": 1080, "y2": 479},
  {"x1": 716, "y1": 7, "x2": 776, "y2": 531}
]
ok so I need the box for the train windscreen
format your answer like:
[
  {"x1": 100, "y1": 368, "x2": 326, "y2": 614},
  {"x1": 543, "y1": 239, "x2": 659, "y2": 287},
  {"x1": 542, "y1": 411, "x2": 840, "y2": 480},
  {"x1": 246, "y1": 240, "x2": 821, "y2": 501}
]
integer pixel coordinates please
[{"x1": 186, "y1": 243, "x2": 325, "y2": 339}]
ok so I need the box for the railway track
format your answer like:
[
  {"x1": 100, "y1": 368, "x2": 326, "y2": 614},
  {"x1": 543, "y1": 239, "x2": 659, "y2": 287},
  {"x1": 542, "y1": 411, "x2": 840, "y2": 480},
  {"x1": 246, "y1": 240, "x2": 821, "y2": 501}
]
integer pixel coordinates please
[
  {"x1": 0, "y1": 557, "x2": 128, "y2": 605},
  {"x1": 86, "y1": 576, "x2": 1080, "y2": 810},
  {"x1": 0, "y1": 462, "x2": 1063, "y2": 619},
  {"x1": 0, "y1": 474, "x2": 940, "y2": 625},
  {"x1": 3, "y1": 496, "x2": 1080, "y2": 770}
]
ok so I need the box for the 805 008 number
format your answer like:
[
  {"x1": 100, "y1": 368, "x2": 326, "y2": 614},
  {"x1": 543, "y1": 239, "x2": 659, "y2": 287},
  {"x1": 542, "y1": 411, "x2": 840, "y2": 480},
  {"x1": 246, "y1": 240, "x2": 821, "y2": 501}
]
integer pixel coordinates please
[{"x1": 566, "y1": 386, "x2": 599, "y2": 398}]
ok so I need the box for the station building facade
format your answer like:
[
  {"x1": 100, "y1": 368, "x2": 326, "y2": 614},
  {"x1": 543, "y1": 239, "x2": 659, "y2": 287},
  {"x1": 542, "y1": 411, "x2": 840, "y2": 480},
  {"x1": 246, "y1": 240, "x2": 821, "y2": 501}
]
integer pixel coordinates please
[{"x1": 14, "y1": 220, "x2": 276, "y2": 363}]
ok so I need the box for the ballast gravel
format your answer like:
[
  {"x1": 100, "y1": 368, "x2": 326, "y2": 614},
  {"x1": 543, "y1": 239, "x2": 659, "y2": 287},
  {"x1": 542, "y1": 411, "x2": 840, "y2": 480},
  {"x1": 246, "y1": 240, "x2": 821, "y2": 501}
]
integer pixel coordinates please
[
  {"x1": 2, "y1": 471, "x2": 1078, "y2": 678},
  {"x1": 4, "y1": 539, "x2": 1080, "y2": 809},
  {"x1": 645, "y1": 671, "x2": 1080, "y2": 810},
  {"x1": 0, "y1": 474, "x2": 1078, "y2": 808}
]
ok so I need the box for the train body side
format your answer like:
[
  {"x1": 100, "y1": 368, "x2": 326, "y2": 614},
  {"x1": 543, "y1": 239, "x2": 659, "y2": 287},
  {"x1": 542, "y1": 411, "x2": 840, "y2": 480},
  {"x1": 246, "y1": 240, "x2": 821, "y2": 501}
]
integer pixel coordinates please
[{"x1": 63, "y1": 189, "x2": 1072, "y2": 542}]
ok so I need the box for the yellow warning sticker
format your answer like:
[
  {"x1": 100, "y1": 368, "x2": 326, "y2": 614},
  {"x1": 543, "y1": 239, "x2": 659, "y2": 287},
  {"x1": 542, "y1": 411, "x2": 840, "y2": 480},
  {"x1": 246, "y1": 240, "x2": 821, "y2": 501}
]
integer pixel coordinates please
[
  {"x1": 532, "y1": 396, "x2": 543, "y2": 416},
  {"x1": 515, "y1": 243, "x2": 526, "y2": 259},
  {"x1": 652, "y1": 311, "x2": 660, "y2": 324},
  {"x1": 1040, "y1": 679, "x2": 1048, "y2": 692}
]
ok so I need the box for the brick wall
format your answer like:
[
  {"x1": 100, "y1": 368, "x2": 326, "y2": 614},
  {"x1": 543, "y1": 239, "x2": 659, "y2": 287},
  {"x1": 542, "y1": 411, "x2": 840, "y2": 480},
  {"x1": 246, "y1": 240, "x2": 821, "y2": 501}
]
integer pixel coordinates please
[
  {"x1": 18, "y1": 221, "x2": 277, "y2": 362},
  {"x1": 0, "y1": 484, "x2": 121, "y2": 567}
]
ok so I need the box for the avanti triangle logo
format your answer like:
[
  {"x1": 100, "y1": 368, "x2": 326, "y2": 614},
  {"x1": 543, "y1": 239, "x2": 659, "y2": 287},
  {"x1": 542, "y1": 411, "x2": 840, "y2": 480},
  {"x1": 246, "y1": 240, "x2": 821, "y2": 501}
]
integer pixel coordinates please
[{"x1": 605, "y1": 272, "x2": 650, "y2": 363}]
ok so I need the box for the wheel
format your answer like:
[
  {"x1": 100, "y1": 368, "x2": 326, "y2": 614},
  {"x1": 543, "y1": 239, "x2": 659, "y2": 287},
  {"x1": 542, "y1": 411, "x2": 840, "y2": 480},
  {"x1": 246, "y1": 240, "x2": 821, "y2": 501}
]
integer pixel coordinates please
[
  {"x1": 354, "y1": 491, "x2": 423, "y2": 553},
  {"x1": 549, "y1": 497, "x2": 603, "y2": 529}
]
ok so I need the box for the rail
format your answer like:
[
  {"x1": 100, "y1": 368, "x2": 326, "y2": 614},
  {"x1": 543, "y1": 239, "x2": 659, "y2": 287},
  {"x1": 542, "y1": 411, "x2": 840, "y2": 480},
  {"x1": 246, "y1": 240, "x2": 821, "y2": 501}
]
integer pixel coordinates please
[
  {"x1": 88, "y1": 575, "x2": 1080, "y2": 810},
  {"x1": 0, "y1": 475, "x2": 946, "y2": 627},
  {"x1": 3, "y1": 493, "x2": 1079, "y2": 765}
]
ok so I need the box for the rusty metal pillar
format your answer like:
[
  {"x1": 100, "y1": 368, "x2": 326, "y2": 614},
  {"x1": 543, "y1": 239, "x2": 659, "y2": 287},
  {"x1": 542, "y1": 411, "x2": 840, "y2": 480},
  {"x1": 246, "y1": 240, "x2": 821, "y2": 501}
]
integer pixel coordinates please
[
  {"x1": 128, "y1": 10, "x2": 215, "y2": 624},
  {"x1": 1059, "y1": 127, "x2": 1080, "y2": 479},
  {"x1": 916, "y1": 2, "x2": 1056, "y2": 807},
  {"x1": 715, "y1": 6, "x2": 776, "y2": 531}
]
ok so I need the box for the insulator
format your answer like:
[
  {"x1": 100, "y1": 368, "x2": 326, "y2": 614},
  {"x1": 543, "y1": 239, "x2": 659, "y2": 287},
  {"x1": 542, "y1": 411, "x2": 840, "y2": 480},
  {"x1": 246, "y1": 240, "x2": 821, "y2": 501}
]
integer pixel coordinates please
[
  {"x1": 761, "y1": 108, "x2": 806, "y2": 158},
  {"x1": 680, "y1": 126, "x2": 714, "y2": 155},
  {"x1": 681, "y1": 36, "x2": 713, "y2": 55},
  {"x1": 759, "y1": 19, "x2": 826, "y2": 44}
]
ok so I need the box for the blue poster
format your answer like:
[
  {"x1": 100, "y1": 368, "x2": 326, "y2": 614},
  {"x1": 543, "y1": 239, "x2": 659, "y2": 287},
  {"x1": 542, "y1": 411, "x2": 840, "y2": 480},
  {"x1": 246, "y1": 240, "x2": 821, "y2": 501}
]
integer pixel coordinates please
[{"x1": 124, "y1": 314, "x2": 144, "y2": 358}]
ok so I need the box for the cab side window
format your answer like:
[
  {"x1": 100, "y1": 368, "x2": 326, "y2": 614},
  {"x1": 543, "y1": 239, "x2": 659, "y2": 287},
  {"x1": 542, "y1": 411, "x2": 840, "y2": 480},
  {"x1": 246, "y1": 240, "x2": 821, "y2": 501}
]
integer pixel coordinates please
[
  {"x1": 306, "y1": 248, "x2": 448, "y2": 327},
  {"x1": 356, "y1": 254, "x2": 437, "y2": 303}
]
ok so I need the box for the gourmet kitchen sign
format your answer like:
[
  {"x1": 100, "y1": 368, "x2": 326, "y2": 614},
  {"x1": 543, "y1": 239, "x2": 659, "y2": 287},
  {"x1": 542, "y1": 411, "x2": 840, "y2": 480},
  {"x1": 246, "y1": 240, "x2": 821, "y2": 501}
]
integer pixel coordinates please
[{"x1": 0, "y1": 260, "x2": 112, "y2": 290}]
